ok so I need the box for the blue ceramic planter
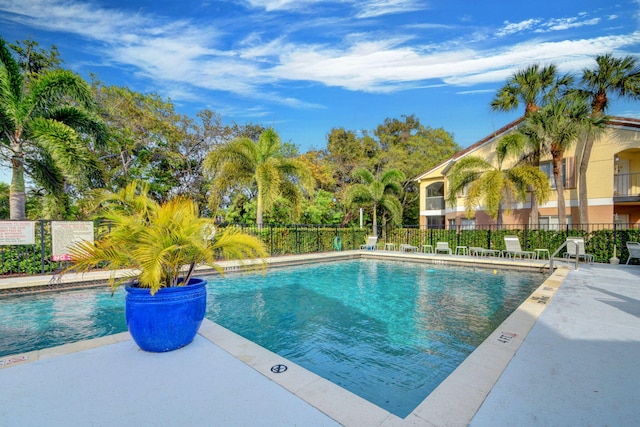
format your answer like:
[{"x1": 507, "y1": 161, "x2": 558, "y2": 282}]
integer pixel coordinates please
[{"x1": 125, "y1": 277, "x2": 207, "y2": 352}]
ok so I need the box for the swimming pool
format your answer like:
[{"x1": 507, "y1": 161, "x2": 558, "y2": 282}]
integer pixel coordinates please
[{"x1": 0, "y1": 259, "x2": 542, "y2": 417}]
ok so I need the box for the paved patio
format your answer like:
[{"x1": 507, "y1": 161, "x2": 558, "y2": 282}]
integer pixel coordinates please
[
  {"x1": 1, "y1": 259, "x2": 639, "y2": 426},
  {"x1": 470, "y1": 263, "x2": 640, "y2": 426}
]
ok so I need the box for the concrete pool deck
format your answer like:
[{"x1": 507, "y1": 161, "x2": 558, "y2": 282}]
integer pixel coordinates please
[{"x1": 1, "y1": 253, "x2": 639, "y2": 426}]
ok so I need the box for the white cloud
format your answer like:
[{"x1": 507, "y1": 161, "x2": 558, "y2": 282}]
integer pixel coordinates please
[
  {"x1": 443, "y1": 33, "x2": 640, "y2": 86},
  {"x1": 355, "y1": 0, "x2": 424, "y2": 19},
  {"x1": 456, "y1": 89, "x2": 497, "y2": 95},
  {"x1": 269, "y1": 31, "x2": 640, "y2": 91},
  {"x1": 2, "y1": 0, "x2": 639, "y2": 105},
  {"x1": 243, "y1": 0, "x2": 425, "y2": 17},
  {"x1": 496, "y1": 19, "x2": 541, "y2": 37},
  {"x1": 244, "y1": 0, "x2": 326, "y2": 12},
  {"x1": 535, "y1": 16, "x2": 601, "y2": 32}
]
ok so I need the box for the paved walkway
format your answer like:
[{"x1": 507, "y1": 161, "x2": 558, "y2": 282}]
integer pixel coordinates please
[
  {"x1": 471, "y1": 264, "x2": 640, "y2": 426},
  {"x1": 1, "y1": 261, "x2": 639, "y2": 426},
  {"x1": 0, "y1": 327, "x2": 340, "y2": 427}
]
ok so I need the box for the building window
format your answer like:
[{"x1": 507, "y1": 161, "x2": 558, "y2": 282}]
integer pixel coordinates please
[
  {"x1": 539, "y1": 216, "x2": 573, "y2": 230},
  {"x1": 425, "y1": 182, "x2": 445, "y2": 210},
  {"x1": 461, "y1": 218, "x2": 476, "y2": 230},
  {"x1": 448, "y1": 219, "x2": 456, "y2": 230},
  {"x1": 540, "y1": 157, "x2": 576, "y2": 189},
  {"x1": 426, "y1": 215, "x2": 445, "y2": 229}
]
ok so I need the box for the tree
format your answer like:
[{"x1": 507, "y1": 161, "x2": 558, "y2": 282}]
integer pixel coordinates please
[
  {"x1": 522, "y1": 96, "x2": 606, "y2": 226},
  {"x1": 91, "y1": 82, "x2": 187, "y2": 196},
  {"x1": 0, "y1": 37, "x2": 105, "y2": 220},
  {"x1": 204, "y1": 128, "x2": 315, "y2": 226},
  {"x1": 0, "y1": 182, "x2": 9, "y2": 219},
  {"x1": 490, "y1": 64, "x2": 572, "y2": 226},
  {"x1": 373, "y1": 115, "x2": 459, "y2": 224},
  {"x1": 578, "y1": 54, "x2": 640, "y2": 224},
  {"x1": 445, "y1": 135, "x2": 550, "y2": 226},
  {"x1": 344, "y1": 168, "x2": 404, "y2": 236},
  {"x1": 8, "y1": 38, "x2": 61, "y2": 79}
]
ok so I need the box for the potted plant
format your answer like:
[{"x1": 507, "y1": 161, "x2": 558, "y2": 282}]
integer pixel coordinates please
[{"x1": 67, "y1": 181, "x2": 267, "y2": 352}]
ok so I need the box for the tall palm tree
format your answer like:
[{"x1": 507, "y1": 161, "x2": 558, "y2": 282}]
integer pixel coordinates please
[
  {"x1": 204, "y1": 128, "x2": 314, "y2": 226},
  {"x1": 0, "y1": 36, "x2": 105, "y2": 220},
  {"x1": 446, "y1": 136, "x2": 550, "y2": 227},
  {"x1": 578, "y1": 54, "x2": 640, "y2": 224},
  {"x1": 490, "y1": 64, "x2": 572, "y2": 226},
  {"x1": 522, "y1": 96, "x2": 606, "y2": 226},
  {"x1": 344, "y1": 168, "x2": 404, "y2": 236}
]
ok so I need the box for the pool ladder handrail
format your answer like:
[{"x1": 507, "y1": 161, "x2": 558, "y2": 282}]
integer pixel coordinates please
[{"x1": 548, "y1": 240, "x2": 580, "y2": 273}]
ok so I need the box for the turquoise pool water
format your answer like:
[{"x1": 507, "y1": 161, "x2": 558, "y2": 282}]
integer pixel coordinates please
[
  {"x1": 0, "y1": 259, "x2": 542, "y2": 417},
  {"x1": 205, "y1": 259, "x2": 541, "y2": 417}
]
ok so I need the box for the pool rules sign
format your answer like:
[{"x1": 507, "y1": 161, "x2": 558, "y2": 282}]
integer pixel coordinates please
[
  {"x1": 51, "y1": 221, "x2": 94, "y2": 261},
  {"x1": 0, "y1": 221, "x2": 36, "y2": 245}
]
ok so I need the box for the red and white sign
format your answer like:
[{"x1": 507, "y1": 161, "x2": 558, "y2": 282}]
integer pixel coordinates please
[
  {"x1": 0, "y1": 221, "x2": 36, "y2": 245},
  {"x1": 51, "y1": 221, "x2": 94, "y2": 261}
]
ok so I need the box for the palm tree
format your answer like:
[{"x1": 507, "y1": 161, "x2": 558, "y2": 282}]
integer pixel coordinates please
[
  {"x1": 490, "y1": 64, "x2": 572, "y2": 226},
  {"x1": 578, "y1": 54, "x2": 640, "y2": 224},
  {"x1": 204, "y1": 128, "x2": 314, "y2": 226},
  {"x1": 344, "y1": 168, "x2": 404, "y2": 236},
  {"x1": 445, "y1": 136, "x2": 550, "y2": 227},
  {"x1": 522, "y1": 96, "x2": 606, "y2": 226},
  {"x1": 0, "y1": 36, "x2": 105, "y2": 220},
  {"x1": 68, "y1": 181, "x2": 267, "y2": 294},
  {"x1": 490, "y1": 64, "x2": 565, "y2": 116}
]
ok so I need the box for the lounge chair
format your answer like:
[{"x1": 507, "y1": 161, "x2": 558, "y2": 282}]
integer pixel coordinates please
[
  {"x1": 399, "y1": 244, "x2": 418, "y2": 252},
  {"x1": 564, "y1": 237, "x2": 594, "y2": 263},
  {"x1": 469, "y1": 246, "x2": 501, "y2": 257},
  {"x1": 360, "y1": 236, "x2": 378, "y2": 250},
  {"x1": 502, "y1": 235, "x2": 535, "y2": 259},
  {"x1": 435, "y1": 242, "x2": 452, "y2": 254},
  {"x1": 626, "y1": 241, "x2": 640, "y2": 265}
]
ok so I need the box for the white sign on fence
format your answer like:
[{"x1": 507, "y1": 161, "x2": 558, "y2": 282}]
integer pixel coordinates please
[
  {"x1": 0, "y1": 221, "x2": 36, "y2": 245},
  {"x1": 51, "y1": 221, "x2": 95, "y2": 261}
]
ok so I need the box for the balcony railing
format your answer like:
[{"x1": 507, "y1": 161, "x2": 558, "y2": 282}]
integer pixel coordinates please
[
  {"x1": 425, "y1": 196, "x2": 445, "y2": 210},
  {"x1": 614, "y1": 172, "x2": 640, "y2": 197}
]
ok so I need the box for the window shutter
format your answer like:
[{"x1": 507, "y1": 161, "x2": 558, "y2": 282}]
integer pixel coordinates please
[{"x1": 565, "y1": 156, "x2": 576, "y2": 189}]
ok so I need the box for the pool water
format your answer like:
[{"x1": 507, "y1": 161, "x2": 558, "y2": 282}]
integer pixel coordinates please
[
  {"x1": 205, "y1": 259, "x2": 541, "y2": 417},
  {"x1": 0, "y1": 288, "x2": 126, "y2": 357},
  {"x1": 0, "y1": 259, "x2": 542, "y2": 418}
]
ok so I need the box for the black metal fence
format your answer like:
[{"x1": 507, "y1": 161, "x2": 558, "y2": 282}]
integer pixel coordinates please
[
  {"x1": 381, "y1": 222, "x2": 640, "y2": 264},
  {"x1": 1, "y1": 221, "x2": 639, "y2": 277}
]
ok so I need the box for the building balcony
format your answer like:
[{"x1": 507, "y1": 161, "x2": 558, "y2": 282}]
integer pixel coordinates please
[
  {"x1": 614, "y1": 172, "x2": 640, "y2": 203},
  {"x1": 425, "y1": 196, "x2": 445, "y2": 210}
]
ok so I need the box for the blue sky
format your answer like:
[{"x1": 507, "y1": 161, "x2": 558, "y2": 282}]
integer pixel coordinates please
[{"x1": 1, "y1": 0, "x2": 639, "y2": 162}]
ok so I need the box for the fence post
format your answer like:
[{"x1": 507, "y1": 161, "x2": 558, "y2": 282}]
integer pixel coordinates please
[
  {"x1": 270, "y1": 224, "x2": 274, "y2": 256},
  {"x1": 487, "y1": 227, "x2": 492, "y2": 249},
  {"x1": 40, "y1": 220, "x2": 46, "y2": 274},
  {"x1": 613, "y1": 222, "x2": 618, "y2": 262}
]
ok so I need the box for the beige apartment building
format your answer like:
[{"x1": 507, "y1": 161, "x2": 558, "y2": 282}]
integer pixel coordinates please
[{"x1": 415, "y1": 116, "x2": 640, "y2": 229}]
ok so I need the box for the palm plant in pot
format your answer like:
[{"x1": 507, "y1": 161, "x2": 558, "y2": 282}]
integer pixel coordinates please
[{"x1": 67, "y1": 181, "x2": 267, "y2": 352}]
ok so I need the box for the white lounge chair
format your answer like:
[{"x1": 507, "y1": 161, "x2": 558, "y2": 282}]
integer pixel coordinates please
[
  {"x1": 435, "y1": 242, "x2": 452, "y2": 254},
  {"x1": 399, "y1": 244, "x2": 418, "y2": 252},
  {"x1": 626, "y1": 241, "x2": 640, "y2": 265},
  {"x1": 469, "y1": 246, "x2": 501, "y2": 257},
  {"x1": 564, "y1": 237, "x2": 594, "y2": 263},
  {"x1": 360, "y1": 236, "x2": 378, "y2": 250},
  {"x1": 502, "y1": 235, "x2": 536, "y2": 259}
]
